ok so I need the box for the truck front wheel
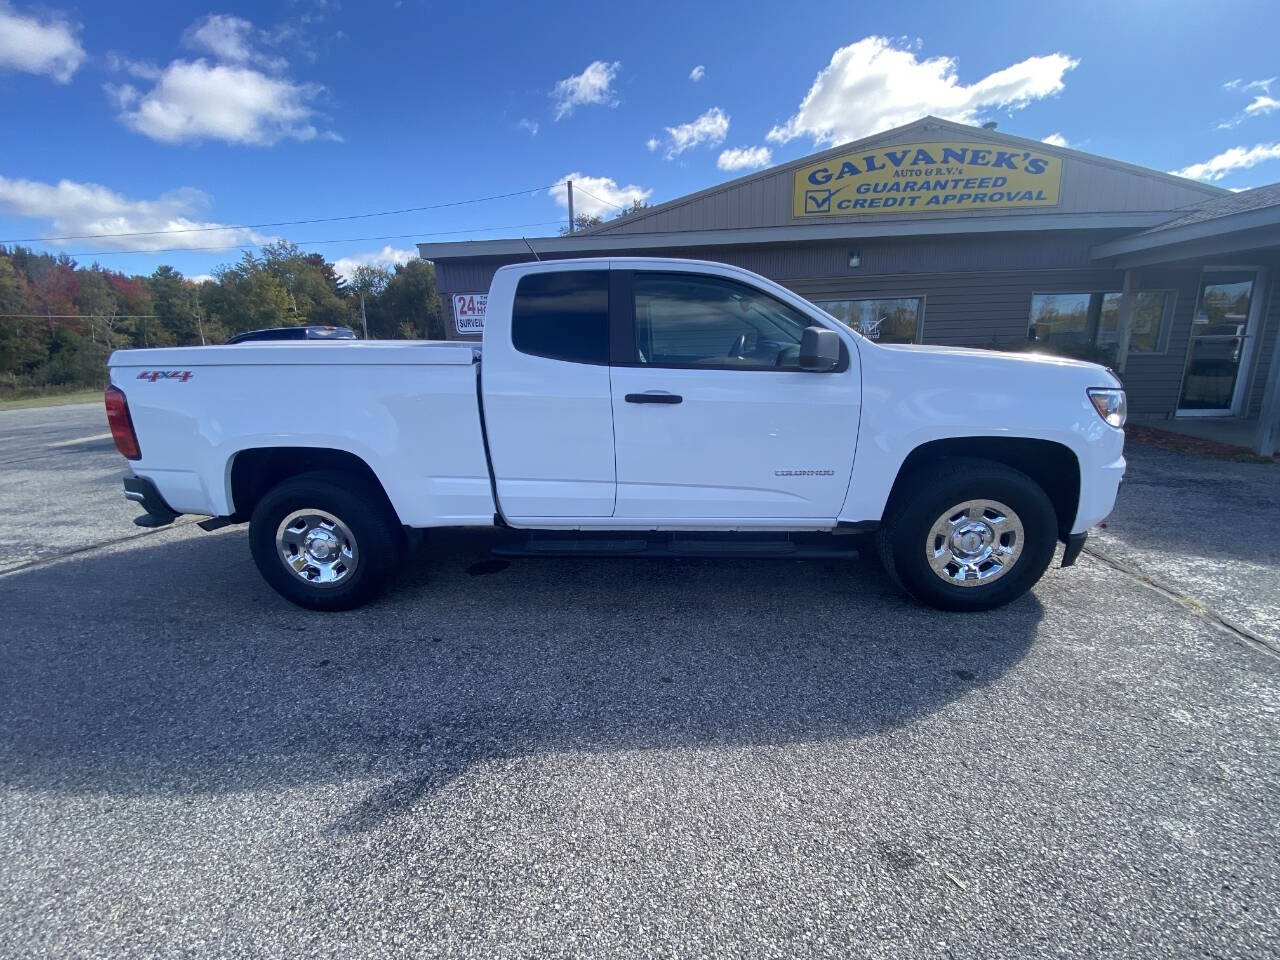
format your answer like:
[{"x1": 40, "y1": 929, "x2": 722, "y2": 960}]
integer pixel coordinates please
[
  {"x1": 877, "y1": 459, "x2": 1058, "y2": 612},
  {"x1": 249, "y1": 471, "x2": 402, "y2": 611}
]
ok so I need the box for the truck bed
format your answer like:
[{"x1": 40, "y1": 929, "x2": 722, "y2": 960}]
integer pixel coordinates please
[
  {"x1": 108, "y1": 340, "x2": 495, "y2": 527},
  {"x1": 111, "y1": 339, "x2": 479, "y2": 368}
]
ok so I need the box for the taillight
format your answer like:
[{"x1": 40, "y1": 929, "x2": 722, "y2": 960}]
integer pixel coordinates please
[{"x1": 104, "y1": 385, "x2": 141, "y2": 460}]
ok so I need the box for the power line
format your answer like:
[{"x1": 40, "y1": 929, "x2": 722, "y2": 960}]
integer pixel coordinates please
[
  {"x1": 0, "y1": 183, "x2": 565, "y2": 244},
  {"x1": 0, "y1": 314, "x2": 156, "y2": 319},
  {"x1": 57, "y1": 219, "x2": 567, "y2": 258},
  {"x1": 571, "y1": 185, "x2": 628, "y2": 212}
]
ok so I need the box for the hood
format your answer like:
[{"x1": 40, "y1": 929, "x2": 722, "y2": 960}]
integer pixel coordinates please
[{"x1": 870, "y1": 340, "x2": 1109, "y2": 372}]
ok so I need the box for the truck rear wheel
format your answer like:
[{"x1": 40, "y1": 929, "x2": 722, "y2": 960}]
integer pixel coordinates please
[
  {"x1": 249, "y1": 471, "x2": 402, "y2": 611},
  {"x1": 877, "y1": 458, "x2": 1058, "y2": 612}
]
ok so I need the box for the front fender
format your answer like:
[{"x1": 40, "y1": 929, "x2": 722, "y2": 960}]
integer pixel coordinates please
[{"x1": 840, "y1": 343, "x2": 1125, "y2": 531}]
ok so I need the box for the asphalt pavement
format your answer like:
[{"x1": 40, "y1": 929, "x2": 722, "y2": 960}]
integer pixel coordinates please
[
  {"x1": 1091, "y1": 444, "x2": 1280, "y2": 647},
  {"x1": 1, "y1": 403, "x2": 1277, "y2": 959},
  {"x1": 0, "y1": 402, "x2": 145, "y2": 572}
]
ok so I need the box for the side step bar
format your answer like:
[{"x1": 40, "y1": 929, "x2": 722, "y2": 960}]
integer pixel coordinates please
[{"x1": 492, "y1": 533, "x2": 859, "y2": 561}]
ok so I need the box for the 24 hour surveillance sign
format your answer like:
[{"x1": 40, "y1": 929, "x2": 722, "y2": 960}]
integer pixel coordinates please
[
  {"x1": 793, "y1": 141, "x2": 1062, "y2": 217},
  {"x1": 452, "y1": 293, "x2": 486, "y2": 334}
]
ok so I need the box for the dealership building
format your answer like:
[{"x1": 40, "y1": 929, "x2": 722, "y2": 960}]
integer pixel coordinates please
[{"x1": 419, "y1": 117, "x2": 1280, "y2": 453}]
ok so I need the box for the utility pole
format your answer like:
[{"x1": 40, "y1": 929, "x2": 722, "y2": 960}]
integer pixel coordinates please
[
  {"x1": 195, "y1": 289, "x2": 206, "y2": 345},
  {"x1": 359, "y1": 291, "x2": 369, "y2": 339},
  {"x1": 566, "y1": 179, "x2": 575, "y2": 234}
]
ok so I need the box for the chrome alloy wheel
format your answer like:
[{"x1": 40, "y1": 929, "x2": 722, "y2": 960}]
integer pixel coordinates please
[
  {"x1": 925, "y1": 499, "x2": 1024, "y2": 587},
  {"x1": 275, "y1": 509, "x2": 359, "y2": 587}
]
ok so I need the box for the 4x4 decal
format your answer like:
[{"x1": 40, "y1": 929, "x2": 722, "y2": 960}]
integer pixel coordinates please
[{"x1": 137, "y1": 370, "x2": 194, "y2": 382}]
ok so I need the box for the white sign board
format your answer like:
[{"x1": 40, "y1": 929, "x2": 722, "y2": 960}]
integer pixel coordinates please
[{"x1": 452, "y1": 293, "x2": 487, "y2": 334}]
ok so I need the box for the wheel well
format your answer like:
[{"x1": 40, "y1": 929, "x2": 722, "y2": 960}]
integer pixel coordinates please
[
  {"x1": 886, "y1": 437, "x2": 1080, "y2": 539},
  {"x1": 227, "y1": 447, "x2": 396, "y2": 522}
]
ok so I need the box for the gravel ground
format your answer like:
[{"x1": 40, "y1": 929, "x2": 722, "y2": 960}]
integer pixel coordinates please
[{"x1": 1, "y1": 406, "x2": 1277, "y2": 959}]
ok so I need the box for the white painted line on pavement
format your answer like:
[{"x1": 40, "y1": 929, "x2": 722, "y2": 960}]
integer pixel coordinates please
[{"x1": 46, "y1": 432, "x2": 112, "y2": 448}]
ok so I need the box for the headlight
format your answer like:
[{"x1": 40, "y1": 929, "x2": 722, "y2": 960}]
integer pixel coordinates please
[{"x1": 1087, "y1": 387, "x2": 1127, "y2": 428}]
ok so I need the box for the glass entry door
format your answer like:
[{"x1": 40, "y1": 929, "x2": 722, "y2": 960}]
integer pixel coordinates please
[{"x1": 1177, "y1": 272, "x2": 1257, "y2": 416}]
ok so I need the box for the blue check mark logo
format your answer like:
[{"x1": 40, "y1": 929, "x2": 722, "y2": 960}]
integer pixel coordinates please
[{"x1": 804, "y1": 187, "x2": 845, "y2": 213}]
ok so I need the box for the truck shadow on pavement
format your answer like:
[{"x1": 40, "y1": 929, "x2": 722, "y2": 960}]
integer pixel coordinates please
[{"x1": 0, "y1": 527, "x2": 1043, "y2": 833}]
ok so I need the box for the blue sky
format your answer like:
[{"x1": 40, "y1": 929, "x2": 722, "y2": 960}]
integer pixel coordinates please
[{"x1": 2, "y1": 0, "x2": 1279, "y2": 281}]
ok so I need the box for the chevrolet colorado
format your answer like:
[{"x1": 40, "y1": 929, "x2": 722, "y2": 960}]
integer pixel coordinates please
[{"x1": 105, "y1": 257, "x2": 1126, "y2": 612}]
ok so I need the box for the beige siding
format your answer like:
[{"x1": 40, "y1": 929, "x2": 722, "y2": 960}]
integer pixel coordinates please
[{"x1": 593, "y1": 123, "x2": 1221, "y2": 236}]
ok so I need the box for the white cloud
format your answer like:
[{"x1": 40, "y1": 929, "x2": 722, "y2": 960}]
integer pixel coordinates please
[
  {"x1": 1217, "y1": 77, "x2": 1278, "y2": 128},
  {"x1": 717, "y1": 145, "x2": 772, "y2": 171},
  {"x1": 108, "y1": 14, "x2": 333, "y2": 145},
  {"x1": 689, "y1": 64, "x2": 705, "y2": 82},
  {"x1": 184, "y1": 14, "x2": 254, "y2": 64},
  {"x1": 1042, "y1": 132, "x2": 1069, "y2": 147},
  {"x1": 551, "y1": 60, "x2": 620, "y2": 120},
  {"x1": 1245, "y1": 95, "x2": 1279, "y2": 117},
  {"x1": 1170, "y1": 143, "x2": 1280, "y2": 182},
  {"x1": 189, "y1": 274, "x2": 214, "y2": 284},
  {"x1": 1224, "y1": 77, "x2": 1272, "y2": 93},
  {"x1": 332, "y1": 246, "x2": 416, "y2": 283},
  {"x1": 0, "y1": 176, "x2": 269, "y2": 252},
  {"x1": 661, "y1": 106, "x2": 729, "y2": 159},
  {"x1": 112, "y1": 60, "x2": 327, "y2": 145},
  {"x1": 645, "y1": 136, "x2": 660, "y2": 152},
  {"x1": 517, "y1": 117, "x2": 539, "y2": 135},
  {"x1": 549, "y1": 173, "x2": 652, "y2": 219},
  {"x1": 766, "y1": 36, "x2": 1078, "y2": 146},
  {"x1": 0, "y1": 2, "x2": 84, "y2": 83}
]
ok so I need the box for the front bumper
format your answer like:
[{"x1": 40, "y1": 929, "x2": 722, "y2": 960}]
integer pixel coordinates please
[{"x1": 123, "y1": 475, "x2": 180, "y2": 528}]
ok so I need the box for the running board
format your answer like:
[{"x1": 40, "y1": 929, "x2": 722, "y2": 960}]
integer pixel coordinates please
[{"x1": 492, "y1": 534, "x2": 859, "y2": 561}]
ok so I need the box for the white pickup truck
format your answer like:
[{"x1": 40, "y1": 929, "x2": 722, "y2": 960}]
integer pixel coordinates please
[{"x1": 106, "y1": 257, "x2": 1126, "y2": 612}]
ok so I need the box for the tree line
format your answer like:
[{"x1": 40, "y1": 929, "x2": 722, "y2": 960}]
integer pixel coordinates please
[{"x1": 0, "y1": 241, "x2": 444, "y2": 396}]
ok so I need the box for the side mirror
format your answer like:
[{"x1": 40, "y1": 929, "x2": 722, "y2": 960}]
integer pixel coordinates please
[{"x1": 799, "y1": 326, "x2": 841, "y2": 371}]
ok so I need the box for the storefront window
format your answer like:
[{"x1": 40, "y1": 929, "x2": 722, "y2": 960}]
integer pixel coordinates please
[
  {"x1": 815, "y1": 297, "x2": 923, "y2": 343},
  {"x1": 1028, "y1": 290, "x2": 1172, "y2": 358}
]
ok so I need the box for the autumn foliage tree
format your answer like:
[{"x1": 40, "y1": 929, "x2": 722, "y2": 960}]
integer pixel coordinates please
[{"x1": 0, "y1": 243, "x2": 445, "y2": 396}]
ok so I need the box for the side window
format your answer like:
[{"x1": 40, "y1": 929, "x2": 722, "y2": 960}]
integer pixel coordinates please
[
  {"x1": 512, "y1": 270, "x2": 609, "y2": 364},
  {"x1": 815, "y1": 297, "x2": 923, "y2": 343},
  {"x1": 632, "y1": 272, "x2": 811, "y2": 369}
]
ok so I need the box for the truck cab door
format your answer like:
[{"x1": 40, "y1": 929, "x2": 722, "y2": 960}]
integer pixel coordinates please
[
  {"x1": 608, "y1": 268, "x2": 860, "y2": 524},
  {"x1": 480, "y1": 267, "x2": 615, "y2": 519}
]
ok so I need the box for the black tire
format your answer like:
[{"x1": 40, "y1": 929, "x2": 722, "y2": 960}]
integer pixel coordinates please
[
  {"x1": 249, "y1": 470, "x2": 403, "y2": 611},
  {"x1": 877, "y1": 457, "x2": 1058, "y2": 612}
]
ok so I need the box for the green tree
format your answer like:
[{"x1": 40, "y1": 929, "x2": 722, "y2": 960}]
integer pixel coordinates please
[
  {"x1": 558, "y1": 213, "x2": 604, "y2": 235},
  {"x1": 348, "y1": 264, "x2": 391, "y2": 299},
  {"x1": 74, "y1": 268, "x2": 125, "y2": 348},
  {"x1": 149, "y1": 266, "x2": 203, "y2": 344},
  {"x1": 370, "y1": 259, "x2": 443, "y2": 339},
  {"x1": 36, "y1": 325, "x2": 107, "y2": 387},
  {"x1": 204, "y1": 251, "x2": 297, "y2": 333},
  {"x1": 258, "y1": 241, "x2": 351, "y2": 326},
  {"x1": 0, "y1": 256, "x2": 47, "y2": 379},
  {"x1": 612, "y1": 199, "x2": 650, "y2": 220}
]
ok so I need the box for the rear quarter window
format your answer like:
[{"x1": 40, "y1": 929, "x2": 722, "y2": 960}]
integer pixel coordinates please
[{"x1": 511, "y1": 270, "x2": 609, "y2": 364}]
